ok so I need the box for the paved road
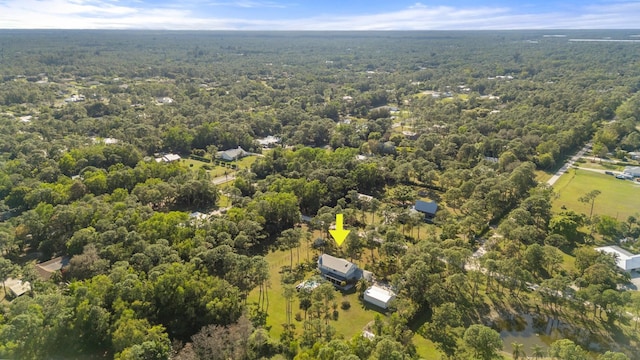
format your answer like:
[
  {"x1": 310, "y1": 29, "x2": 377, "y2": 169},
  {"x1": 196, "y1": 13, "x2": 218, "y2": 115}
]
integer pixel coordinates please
[
  {"x1": 547, "y1": 143, "x2": 592, "y2": 186},
  {"x1": 574, "y1": 167, "x2": 622, "y2": 176},
  {"x1": 212, "y1": 173, "x2": 236, "y2": 185}
]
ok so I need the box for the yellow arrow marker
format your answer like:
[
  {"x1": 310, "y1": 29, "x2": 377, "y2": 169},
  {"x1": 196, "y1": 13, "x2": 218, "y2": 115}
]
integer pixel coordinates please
[{"x1": 329, "y1": 213, "x2": 350, "y2": 246}]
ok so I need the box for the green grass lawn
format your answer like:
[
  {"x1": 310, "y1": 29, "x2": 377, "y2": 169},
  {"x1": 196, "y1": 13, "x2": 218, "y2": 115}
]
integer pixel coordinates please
[
  {"x1": 218, "y1": 193, "x2": 231, "y2": 207},
  {"x1": 247, "y1": 249, "x2": 291, "y2": 339},
  {"x1": 182, "y1": 158, "x2": 237, "y2": 177},
  {"x1": 236, "y1": 155, "x2": 258, "y2": 168},
  {"x1": 552, "y1": 168, "x2": 640, "y2": 220},
  {"x1": 535, "y1": 170, "x2": 553, "y2": 183},
  {"x1": 412, "y1": 333, "x2": 443, "y2": 359},
  {"x1": 559, "y1": 250, "x2": 576, "y2": 273},
  {"x1": 182, "y1": 158, "x2": 207, "y2": 170},
  {"x1": 209, "y1": 166, "x2": 233, "y2": 177}
]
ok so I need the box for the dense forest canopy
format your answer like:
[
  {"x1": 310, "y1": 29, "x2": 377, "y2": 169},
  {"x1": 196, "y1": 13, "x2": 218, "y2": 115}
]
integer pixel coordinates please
[{"x1": 0, "y1": 30, "x2": 639, "y2": 359}]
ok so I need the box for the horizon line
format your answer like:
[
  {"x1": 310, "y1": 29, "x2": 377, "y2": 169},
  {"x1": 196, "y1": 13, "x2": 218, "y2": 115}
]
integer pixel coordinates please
[{"x1": 1, "y1": 28, "x2": 640, "y2": 31}]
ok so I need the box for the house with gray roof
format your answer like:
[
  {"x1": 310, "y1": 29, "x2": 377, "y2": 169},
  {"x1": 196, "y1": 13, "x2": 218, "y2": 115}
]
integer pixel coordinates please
[
  {"x1": 412, "y1": 200, "x2": 438, "y2": 222},
  {"x1": 317, "y1": 254, "x2": 362, "y2": 290},
  {"x1": 35, "y1": 256, "x2": 70, "y2": 280},
  {"x1": 218, "y1": 146, "x2": 248, "y2": 161}
]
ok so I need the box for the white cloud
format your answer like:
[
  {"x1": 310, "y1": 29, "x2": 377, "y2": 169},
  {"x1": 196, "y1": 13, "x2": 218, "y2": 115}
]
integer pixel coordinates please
[
  {"x1": 0, "y1": 0, "x2": 639, "y2": 29},
  {"x1": 207, "y1": 0, "x2": 289, "y2": 8},
  {"x1": 283, "y1": 6, "x2": 513, "y2": 30}
]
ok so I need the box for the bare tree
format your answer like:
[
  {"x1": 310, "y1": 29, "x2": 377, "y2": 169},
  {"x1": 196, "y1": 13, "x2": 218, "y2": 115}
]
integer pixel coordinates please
[{"x1": 578, "y1": 189, "x2": 601, "y2": 221}]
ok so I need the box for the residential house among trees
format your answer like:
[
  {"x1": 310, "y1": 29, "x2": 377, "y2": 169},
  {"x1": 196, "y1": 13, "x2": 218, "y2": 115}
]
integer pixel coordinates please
[
  {"x1": 256, "y1": 136, "x2": 280, "y2": 148},
  {"x1": 35, "y1": 256, "x2": 70, "y2": 280},
  {"x1": 317, "y1": 254, "x2": 362, "y2": 290},
  {"x1": 412, "y1": 200, "x2": 438, "y2": 222},
  {"x1": 218, "y1": 146, "x2": 249, "y2": 161}
]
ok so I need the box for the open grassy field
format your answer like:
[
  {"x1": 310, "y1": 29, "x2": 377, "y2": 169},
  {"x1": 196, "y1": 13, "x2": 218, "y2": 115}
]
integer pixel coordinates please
[
  {"x1": 552, "y1": 168, "x2": 640, "y2": 220},
  {"x1": 182, "y1": 157, "x2": 245, "y2": 177},
  {"x1": 181, "y1": 158, "x2": 208, "y2": 170},
  {"x1": 236, "y1": 155, "x2": 259, "y2": 168},
  {"x1": 412, "y1": 333, "x2": 443, "y2": 359}
]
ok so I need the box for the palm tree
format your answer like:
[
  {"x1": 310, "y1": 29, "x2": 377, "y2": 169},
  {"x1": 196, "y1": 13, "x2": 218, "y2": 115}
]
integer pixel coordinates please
[
  {"x1": 0, "y1": 258, "x2": 17, "y2": 296},
  {"x1": 365, "y1": 229, "x2": 381, "y2": 263},
  {"x1": 531, "y1": 344, "x2": 545, "y2": 359},
  {"x1": 303, "y1": 229, "x2": 312, "y2": 263},
  {"x1": 410, "y1": 211, "x2": 424, "y2": 241},
  {"x1": 278, "y1": 228, "x2": 302, "y2": 270},
  {"x1": 360, "y1": 197, "x2": 370, "y2": 223},
  {"x1": 370, "y1": 198, "x2": 381, "y2": 225},
  {"x1": 356, "y1": 277, "x2": 369, "y2": 299},
  {"x1": 283, "y1": 284, "x2": 296, "y2": 325},
  {"x1": 512, "y1": 342, "x2": 525, "y2": 360}
]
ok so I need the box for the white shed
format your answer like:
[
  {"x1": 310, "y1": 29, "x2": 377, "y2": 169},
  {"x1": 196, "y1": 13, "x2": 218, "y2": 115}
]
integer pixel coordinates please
[{"x1": 363, "y1": 286, "x2": 396, "y2": 309}]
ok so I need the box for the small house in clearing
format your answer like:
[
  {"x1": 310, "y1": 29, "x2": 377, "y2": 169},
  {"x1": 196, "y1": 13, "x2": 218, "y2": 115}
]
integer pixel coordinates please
[
  {"x1": 363, "y1": 285, "x2": 396, "y2": 309},
  {"x1": 218, "y1": 146, "x2": 249, "y2": 161},
  {"x1": 402, "y1": 131, "x2": 418, "y2": 140},
  {"x1": 412, "y1": 200, "x2": 438, "y2": 222},
  {"x1": 317, "y1": 254, "x2": 361, "y2": 290},
  {"x1": 35, "y1": 256, "x2": 70, "y2": 280}
]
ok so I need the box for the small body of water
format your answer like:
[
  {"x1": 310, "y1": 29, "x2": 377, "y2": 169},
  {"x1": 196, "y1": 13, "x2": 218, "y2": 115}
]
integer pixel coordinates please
[
  {"x1": 498, "y1": 313, "x2": 562, "y2": 354},
  {"x1": 496, "y1": 313, "x2": 599, "y2": 356}
]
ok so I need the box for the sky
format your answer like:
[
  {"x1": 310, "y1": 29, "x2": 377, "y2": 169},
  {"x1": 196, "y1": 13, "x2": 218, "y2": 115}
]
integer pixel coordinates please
[{"x1": 1, "y1": 0, "x2": 639, "y2": 30}]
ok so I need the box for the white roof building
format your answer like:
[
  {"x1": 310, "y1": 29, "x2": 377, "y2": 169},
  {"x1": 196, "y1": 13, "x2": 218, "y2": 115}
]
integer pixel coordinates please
[
  {"x1": 595, "y1": 246, "x2": 640, "y2": 272},
  {"x1": 257, "y1": 136, "x2": 280, "y2": 148},
  {"x1": 364, "y1": 285, "x2": 396, "y2": 309},
  {"x1": 623, "y1": 166, "x2": 640, "y2": 177},
  {"x1": 163, "y1": 154, "x2": 181, "y2": 162},
  {"x1": 155, "y1": 153, "x2": 181, "y2": 163},
  {"x1": 64, "y1": 94, "x2": 85, "y2": 102},
  {"x1": 4, "y1": 278, "x2": 31, "y2": 297},
  {"x1": 157, "y1": 96, "x2": 174, "y2": 104}
]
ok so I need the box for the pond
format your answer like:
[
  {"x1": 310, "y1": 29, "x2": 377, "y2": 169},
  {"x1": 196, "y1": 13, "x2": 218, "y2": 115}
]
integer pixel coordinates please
[{"x1": 496, "y1": 313, "x2": 600, "y2": 357}]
